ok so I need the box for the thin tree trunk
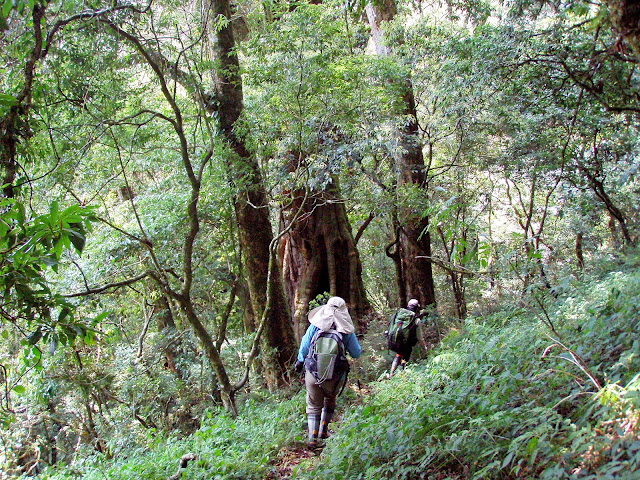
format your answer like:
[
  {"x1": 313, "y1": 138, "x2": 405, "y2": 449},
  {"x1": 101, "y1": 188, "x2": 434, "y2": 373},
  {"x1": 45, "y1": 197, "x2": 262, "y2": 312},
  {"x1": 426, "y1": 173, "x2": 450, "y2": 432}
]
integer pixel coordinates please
[
  {"x1": 178, "y1": 295, "x2": 237, "y2": 414},
  {"x1": 576, "y1": 232, "x2": 585, "y2": 270},
  {"x1": 45, "y1": 401, "x2": 61, "y2": 466},
  {"x1": 103, "y1": 15, "x2": 242, "y2": 413},
  {"x1": 437, "y1": 225, "x2": 467, "y2": 320},
  {"x1": 592, "y1": 176, "x2": 634, "y2": 246},
  {"x1": 0, "y1": 4, "x2": 45, "y2": 198},
  {"x1": 155, "y1": 295, "x2": 182, "y2": 376},
  {"x1": 578, "y1": 145, "x2": 635, "y2": 246}
]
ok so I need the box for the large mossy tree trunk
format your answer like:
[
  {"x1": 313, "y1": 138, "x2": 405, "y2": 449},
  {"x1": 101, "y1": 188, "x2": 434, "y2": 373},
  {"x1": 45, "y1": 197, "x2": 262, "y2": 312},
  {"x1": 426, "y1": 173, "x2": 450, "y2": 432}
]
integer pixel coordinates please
[
  {"x1": 280, "y1": 179, "x2": 373, "y2": 340},
  {"x1": 208, "y1": 0, "x2": 296, "y2": 388},
  {"x1": 608, "y1": 0, "x2": 640, "y2": 62},
  {"x1": 393, "y1": 121, "x2": 437, "y2": 308},
  {"x1": 366, "y1": 2, "x2": 436, "y2": 309}
]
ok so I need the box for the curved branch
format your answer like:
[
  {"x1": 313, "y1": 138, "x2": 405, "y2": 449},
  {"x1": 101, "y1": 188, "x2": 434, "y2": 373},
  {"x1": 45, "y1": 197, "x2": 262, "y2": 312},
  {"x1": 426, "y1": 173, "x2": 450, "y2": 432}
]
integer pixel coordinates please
[
  {"x1": 63, "y1": 271, "x2": 153, "y2": 297},
  {"x1": 354, "y1": 211, "x2": 375, "y2": 245},
  {"x1": 95, "y1": 216, "x2": 150, "y2": 246},
  {"x1": 215, "y1": 282, "x2": 238, "y2": 352},
  {"x1": 43, "y1": 2, "x2": 154, "y2": 57},
  {"x1": 103, "y1": 19, "x2": 206, "y2": 296},
  {"x1": 385, "y1": 226, "x2": 401, "y2": 260},
  {"x1": 416, "y1": 255, "x2": 488, "y2": 277},
  {"x1": 104, "y1": 109, "x2": 177, "y2": 128}
]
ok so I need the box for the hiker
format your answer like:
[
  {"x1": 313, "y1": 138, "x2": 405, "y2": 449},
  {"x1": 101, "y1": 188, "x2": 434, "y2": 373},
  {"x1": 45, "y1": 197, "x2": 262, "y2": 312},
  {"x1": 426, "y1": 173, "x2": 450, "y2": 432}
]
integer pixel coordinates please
[
  {"x1": 294, "y1": 296, "x2": 362, "y2": 450},
  {"x1": 386, "y1": 298, "x2": 427, "y2": 376}
]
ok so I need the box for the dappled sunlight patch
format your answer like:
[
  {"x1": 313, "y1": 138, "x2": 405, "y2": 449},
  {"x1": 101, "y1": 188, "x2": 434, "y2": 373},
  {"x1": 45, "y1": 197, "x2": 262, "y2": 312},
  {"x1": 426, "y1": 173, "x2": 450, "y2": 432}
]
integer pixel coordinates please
[
  {"x1": 571, "y1": 415, "x2": 640, "y2": 477},
  {"x1": 348, "y1": 380, "x2": 373, "y2": 397},
  {"x1": 569, "y1": 376, "x2": 640, "y2": 475}
]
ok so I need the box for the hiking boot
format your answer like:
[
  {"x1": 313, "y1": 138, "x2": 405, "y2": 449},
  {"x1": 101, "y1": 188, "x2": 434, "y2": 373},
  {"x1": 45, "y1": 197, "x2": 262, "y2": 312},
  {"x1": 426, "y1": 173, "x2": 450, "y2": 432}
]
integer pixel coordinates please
[
  {"x1": 307, "y1": 413, "x2": 321, "y2": 446},
  {"x1": 319, "y1": 407, "x2": 334, "y2": 439},
  {"x1": 307, "y1": 439, "x2": 324, "y2": 452}
]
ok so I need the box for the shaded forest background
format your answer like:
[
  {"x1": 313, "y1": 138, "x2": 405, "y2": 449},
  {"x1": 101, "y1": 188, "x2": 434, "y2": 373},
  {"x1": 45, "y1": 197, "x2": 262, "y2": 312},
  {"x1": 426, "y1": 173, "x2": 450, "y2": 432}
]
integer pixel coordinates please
[{"x1": 1, "y1": 0, "x2": 640, "y2": 478}]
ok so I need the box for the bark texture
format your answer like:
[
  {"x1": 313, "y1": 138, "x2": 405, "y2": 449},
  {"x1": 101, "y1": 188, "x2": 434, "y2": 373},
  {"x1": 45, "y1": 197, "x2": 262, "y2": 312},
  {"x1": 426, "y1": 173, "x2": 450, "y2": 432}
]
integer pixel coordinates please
[
  {"x1": 366, "y1": 2, "x2": 436, "y2": 308},
  {"x1": 1, "y1": 4, "x2": 45, "y2": 198},
  {"x1": 280, "y1": 179, "x2": 372, "y2": 339},
  {"x1": 609, "y1": 0, "x2": 640, "y2": 62},
  {"x1": 208, "y1": 0, "x2": 296, "y2": 387}
]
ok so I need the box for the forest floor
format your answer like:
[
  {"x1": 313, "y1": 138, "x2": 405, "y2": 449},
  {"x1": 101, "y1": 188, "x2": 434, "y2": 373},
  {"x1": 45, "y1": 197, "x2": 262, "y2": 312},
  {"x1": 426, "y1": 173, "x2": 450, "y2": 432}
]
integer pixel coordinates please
[{"x1": 266, "y1": 446, "x2": 316, "y2": 479}]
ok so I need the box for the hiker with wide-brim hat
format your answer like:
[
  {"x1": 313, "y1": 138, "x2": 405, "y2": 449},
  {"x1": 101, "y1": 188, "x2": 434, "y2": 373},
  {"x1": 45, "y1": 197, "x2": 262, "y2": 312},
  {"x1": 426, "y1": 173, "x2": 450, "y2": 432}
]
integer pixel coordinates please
[{"x1": 294, "y1": 296, "x2": 361, "y2": 450}]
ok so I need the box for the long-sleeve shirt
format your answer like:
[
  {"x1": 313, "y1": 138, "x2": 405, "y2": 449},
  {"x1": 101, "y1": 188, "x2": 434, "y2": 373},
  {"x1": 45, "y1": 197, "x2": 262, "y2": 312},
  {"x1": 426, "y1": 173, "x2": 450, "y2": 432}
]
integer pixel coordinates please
[{"x1": 297, "y1": 324, "x2": 362, "y2": 362}]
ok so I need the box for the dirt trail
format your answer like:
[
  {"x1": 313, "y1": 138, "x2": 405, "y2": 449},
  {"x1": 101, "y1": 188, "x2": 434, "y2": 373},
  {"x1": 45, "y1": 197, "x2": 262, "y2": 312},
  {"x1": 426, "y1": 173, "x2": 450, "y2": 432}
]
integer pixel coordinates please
[{"x1": 266, "y1": 446, "x2": 316, "y2": 479}]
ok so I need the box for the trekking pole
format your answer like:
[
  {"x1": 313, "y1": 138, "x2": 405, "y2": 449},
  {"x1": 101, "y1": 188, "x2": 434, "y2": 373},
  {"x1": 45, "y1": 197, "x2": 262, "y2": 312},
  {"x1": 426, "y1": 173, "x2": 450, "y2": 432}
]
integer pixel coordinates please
[{"x1": 352, "y1": 358, "x2": 364, "y2": 404}]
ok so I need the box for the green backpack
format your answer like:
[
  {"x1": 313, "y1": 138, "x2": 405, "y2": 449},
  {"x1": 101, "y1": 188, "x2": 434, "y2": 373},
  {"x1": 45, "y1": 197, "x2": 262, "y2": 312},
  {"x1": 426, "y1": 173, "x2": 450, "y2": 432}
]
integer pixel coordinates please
[
  {"x1": 304, "y1": 327, "x2": 350, "y2": 385},
  {"x1": 387, "y1": 308, "x2": 416, "y2": 352}
]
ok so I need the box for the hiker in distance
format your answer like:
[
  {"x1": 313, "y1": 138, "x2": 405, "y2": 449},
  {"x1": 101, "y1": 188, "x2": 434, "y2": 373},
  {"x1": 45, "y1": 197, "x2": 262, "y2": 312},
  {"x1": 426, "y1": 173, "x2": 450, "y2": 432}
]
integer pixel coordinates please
[
  {"x1": 295, "y1": 296, "x2": 362, "y2": 450},
  {"x1": 386, "y1": 298, "x2": 428, "y2": 377}
]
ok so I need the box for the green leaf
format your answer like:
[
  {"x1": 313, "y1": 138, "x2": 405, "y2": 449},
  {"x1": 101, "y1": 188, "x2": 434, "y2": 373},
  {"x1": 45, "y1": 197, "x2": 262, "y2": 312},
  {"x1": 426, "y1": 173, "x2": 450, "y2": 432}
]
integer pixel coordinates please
[
  {"x1": 65, "y1": 223, "x2": 86, "y2": 252},
  {"x1": 526, "y1": 437, "x2": 539, "y2": 463},
  {"x1": 53, "y1": 236, "x2": 64, "y2": 259},
  {"x1": 16, "y1": 201, "x2": 25, "y2": 224},
  {"x1": 12, "y1": 385, "x2": 26, "y2": 394},
  {"x1": 27, "y1": 327, "x2": 42, "y2": 345},
  {"x1": 49, "y1": 200, "x2": 59, "y2": 218},
  {"x1": 501, "y1": 451, "x2": 514, "y2": 468},
  {"x1": 1, "y1": 0, "x2": 12, "y2": 18},
  {"x1": 92, "y1": 311, "x2": 110, "y2": 325},
  {"x1": 84, "y1": 331, "x2": 97, "y2": 346},
  {"x1": 0, "y1": 93, "x2": 18, "y2": 106},
  {"x1": 58, "y1": 307, "x2": 71, "y2": 322}
]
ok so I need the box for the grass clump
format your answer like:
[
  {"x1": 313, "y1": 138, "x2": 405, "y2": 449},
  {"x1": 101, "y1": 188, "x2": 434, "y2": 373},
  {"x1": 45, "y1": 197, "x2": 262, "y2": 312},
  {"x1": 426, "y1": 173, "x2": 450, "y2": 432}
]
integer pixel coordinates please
[{"x1": 37, "y1": 390, "x2": 306, "y2": 480}]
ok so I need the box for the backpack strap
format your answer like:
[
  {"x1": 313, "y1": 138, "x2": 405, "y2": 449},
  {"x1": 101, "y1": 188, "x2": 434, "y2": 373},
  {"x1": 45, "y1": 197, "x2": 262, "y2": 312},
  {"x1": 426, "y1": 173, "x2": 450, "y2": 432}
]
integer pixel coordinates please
[
  {"x1": 335, "y1": 368, "x2": 349, "y2": 397},
  {"x1": 334, "y1": 332, "x2": 349, "y2": 396},
  {"x1": 388, "y1": 310, "x2": 398, "y2": 330}
]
